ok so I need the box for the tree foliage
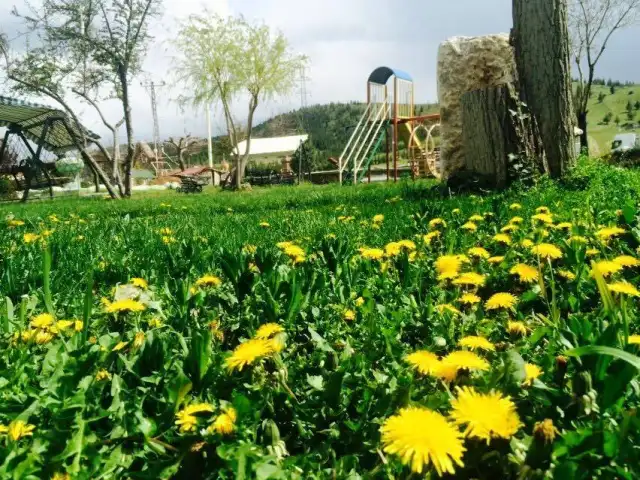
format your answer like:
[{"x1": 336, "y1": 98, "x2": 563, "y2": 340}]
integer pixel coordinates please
[
  {"x1": 174, "y1": 14, "x2": 305, "y2": 188},
  {"x1": 6, "y1": 0, "x2": 161, "y2": 196}
]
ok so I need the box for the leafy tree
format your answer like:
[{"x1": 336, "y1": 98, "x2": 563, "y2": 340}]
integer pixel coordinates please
[
  {"x1": 603, "y1": 112, "x2": 613, "y2": 124},
  {"x1": 627, "y1": 109, "x2": 636, "y2": 121},
  {"x1": 165, "y1": 135, "x2": 197, "y2": 171},
  {"x1": 291, "y1": 139, "x2": 319, "y2": 177},
  {"x1": 610, "y1": 85, "x2": 617, "y2": 95},
  {"x1": 597, "y1": 91, "x2": 607, "y2": 103},
  {"x1": 615, "y1": 115, "x2": 621, "y2": 126},
  {"x1": 7, "y1": 0, "x2": 162, "y2": 197},
  {"x1": 570, "y1": 0, "x2": 640, "y2": 153},
  {"x1": 635, "y1": 100, "x2": 640, "y2": 110},
  {"x1": 174, "y1": 14, "x2": 305, "y2": 188}
]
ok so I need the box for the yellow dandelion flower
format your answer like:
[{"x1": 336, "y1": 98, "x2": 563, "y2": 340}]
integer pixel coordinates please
[
  {"x1": 590, "y1": 260, "x2": 623, "y2": 278},
  {"x1": 359, "y1": 247, "x2": 385, "y2": 260},
  {"x1": 450, "y1": 387, "x2": 521, "y2": 443},
  {"x1": 34, "y1": 331, "x2": 54, "y2": 345},
  {"x1": 469, "y1": 214, "x2": 483, "y2": 222},
  {"x1": 343, "y1": 309, "x2": 356, "y2": 321},
  {"x1": 459, "y1": 336, "x2": 495, "y2": 352},
  {"x1": 435, "y1": 255, "x2": 461, "y2": 280},
  {"x1": 385, "y1": 242, "x2": 402, "y2": 257},
  {"x1": 519, "y1": 239, "x2": 533, "y2": 249},
  {"x1": 533, "y1": 419, "x2": 559, "y2": 444},
  {"x1": 225, "y1": 339, "x2": 277, "y2": 372},
  {"x1": 8, "y1": 219, "x2": 25, "y2": 227},
  {"x1": 243, "y1": 244, "x2": 258, "y2": 254},
  {"x1": 31, "y1": 313, "x2": 54, "y2": 330},
  {"x1": 380, "y1": 407, "x2": 466, "y2": 476},
  {"x1": 130, "y1": 277, "x2": 148, "y2": 289},
  {"x1": 355, "y1": 296, "x2": 365, "y2": 307},
  {"x1": 452, "y1": 272, "x2": 486, "y2": 288},
  {"x1": 596, "y1": 226, "x2": 625, "y2": 240},
  {"x1": 488, "y1": 256, "x2": 505, "y2": 264},
  {"x1": 405, "y1": 350, "x2": 441, "y2": 375},
  {"x1": 530, "y1": 243, "x2": 563, "y2": 260},
  {"x1": 23, "y1": 233, "x2": 40, "y2": 244},
  {"x1": 532, "y1": 213, "x2": 554, "y2": 224},
  {"x1": 74, "y1": 320, "x2": 84, "y2": 332},
  {"x1": 459, "y1": 293, "x2": 481, "y2": 305},
  {"x1": 95, "y1": 369, "x2": 111, "y2": 382},
  {"x1": 7, "y1": 420, "x2": 35, "y2": 442},
  {"x1": 195, "y1": 275, "x2": 222, "y2": 287},
  {"x1": 485, "y1": 292, "x2": 518, "y2": 310},
  {"x1": 524, "y1": 363, "x2": 542, "y2": 386},
  {"x1": 501, "y1": 224, "x2": 518, "y2": 233},
  {"x1": 507, "y1": 321, "x2": 528, "y2": 336},
  {"x1": 461, "y1": 222, "x2": 477, "y2": 232},
  {"x1": 133, "y1": 331, "x2": 145, "y2": 348},
  {"x1": 555, "y1": 222, "x2": 573, "y2": 230},
  {"x1": 607, "y1": 282, "x2": 640, "y2": 297},
  {"x1": 209, "y1": 407, "x2": 237, "y2": 435},
  {"x1": 613, "y1": 255, "x2": 640, "y2": 268},
  {"x1": 429, "y1": 218, "x2": 447, "y2": 229},
  {"x1": 558, "y1": 269, "x2": 576, "y2": 281},
  {"x1": 510, "y1": 203, "x2": 522, "y2": 210},
  {"x1": 510, "y1": 216, "x2": 524, "y2": 224},
  {"x1": 510, "y1": 264, "x2": 539, "y2": 283},
  {"x1": 105, "y1": 299, "x2": 145, "y2": 314},
  {"x1": 628, "y1": 335, "x2": 640, "y2": 345},
  {"x1": 493, "y1": 233, "x2": 512, "y2": 245},
  {"x1": 51, "y1": 473, "x2": 71, "y2": 480},
  {"x1": 398, "y1": 239, "x2": 416, "y2": 251},
  {"x1": 586, "y1": 248, "x2": 600, "y2": 257},
  {"x1": 373, "y1": 214, "x2": 384, "y2": 223},
  {"x1": 423, "y1": 231, "x2": 440, "y2": 245},
  {"x1": 161, "y1": 236, "x2": 176, "y2": 244},
  {"x1": 259, "y1": 221, "x2": 270, "y2": 228},
  {"x1": 535, "y1": 206, "x2": 551, "y2": 214},
  {"x1": 468, "y1": 247, "x2": 490, "y2": 259},
  {"x1": 148, "y1": 317, "x2": 163, "y2": 328},
  {"x1": 55, "y1": 320, "x2": 74, "y2": 331},
  {"x1": 255, "y1": 323, "x2": 284, "y2": 339},
  {"x1": 441, "y1": 350, "x2": 490, "y2": 373},
  {"x1": 452, "y1": 208, "x2": 461, "y2": 214}
]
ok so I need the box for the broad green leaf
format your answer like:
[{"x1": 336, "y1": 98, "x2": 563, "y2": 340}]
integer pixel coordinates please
[{"x1": 565, "y1": 345, "x2": 640, "y2": 370}]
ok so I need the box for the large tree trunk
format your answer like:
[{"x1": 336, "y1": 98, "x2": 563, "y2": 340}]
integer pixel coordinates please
[
  {"x1": 512, "y1": 0, "x2": 575, "y2": 177},
  {"x1": 236, "y1": 98, "x2": 258, "y2": 188},
  {"x1": 77, "y1": 148, "x2": 119, "y2": 199},
  {"x1": 119, "y1": 66, "x2": 134, "y2": 197},
  {"x1": 461, "y1": 84, "x2": 537, "y2": 189}
]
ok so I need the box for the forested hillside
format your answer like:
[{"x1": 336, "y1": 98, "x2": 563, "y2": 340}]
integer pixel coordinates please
[{"x1": 252, "y1": 102, "x2": 439, "y2": 158}]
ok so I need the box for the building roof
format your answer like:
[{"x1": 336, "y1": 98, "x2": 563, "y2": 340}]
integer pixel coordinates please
[
  {"x1": 368, "y1": 67, "x2": 413, "y2": 85},
  {"x1": 0, "y1": 95, "x2": 99, "y2": 154},
  {"x1": 235, "y1": 134, "x2": 308, "y2": 156}
]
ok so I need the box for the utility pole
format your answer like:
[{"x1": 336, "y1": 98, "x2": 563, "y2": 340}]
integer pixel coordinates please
[
  {"x1": 141, "y1": 80, "x2": 166, "y2": 174},
  {"x1": 206, "y1": 104, "x2": 215, "y2": 184}
]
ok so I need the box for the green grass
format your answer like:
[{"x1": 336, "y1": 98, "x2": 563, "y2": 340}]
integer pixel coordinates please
[
  {"x1": 2, "y1": 160, "x2": 640, "y2": 478},
  {"x1": 585, "y1": 84, "x2": 640, "y2": 154}
]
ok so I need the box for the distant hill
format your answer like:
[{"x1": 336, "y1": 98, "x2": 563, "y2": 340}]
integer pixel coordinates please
[
  {"x1": 251, "y1": 102, "x2": 439, "y2": 158},
  {"x1": 583, "y1": 83, "x2": 640, "y2": 154}
]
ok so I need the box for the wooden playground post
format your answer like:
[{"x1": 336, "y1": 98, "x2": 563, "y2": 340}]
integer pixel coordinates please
[{"x1": 393, "y1": 77, "x2": 398, "y2": 182}]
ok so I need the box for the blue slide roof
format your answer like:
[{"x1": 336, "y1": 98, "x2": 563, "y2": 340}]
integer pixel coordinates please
[{"x1": 367, "y1": 67, "x2": 413, "y2": 85}]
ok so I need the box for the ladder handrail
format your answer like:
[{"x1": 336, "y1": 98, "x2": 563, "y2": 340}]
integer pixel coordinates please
[
  {"x1": 351, "y1": 102, "x2": 388, "y2": 182},
  {"x1": 356, "y1": 124, "x2": 388, "y2": 184},
  {"x1": 354, "y1": 111, "x2": 389, "y2": 184},
  {"x1": 338, "y1": 103, "x2": 373, "y2": 175}
]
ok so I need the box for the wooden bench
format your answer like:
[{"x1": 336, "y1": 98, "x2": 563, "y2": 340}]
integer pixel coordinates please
[{"x1": 176, "y1": 175, "x2": 207, "y2": 193}]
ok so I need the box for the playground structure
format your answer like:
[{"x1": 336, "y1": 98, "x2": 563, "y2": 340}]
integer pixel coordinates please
[{"x1": 338, "y1": 67, "x2": 441, "y2": 185}]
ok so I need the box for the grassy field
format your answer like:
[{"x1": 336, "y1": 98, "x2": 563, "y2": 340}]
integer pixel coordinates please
[
  {"x1": 585, "y1": 84, "x2": 640, "y2": 154},
  {"x1": 1, "y1": 160, "x2": 640, "y2": 478}
]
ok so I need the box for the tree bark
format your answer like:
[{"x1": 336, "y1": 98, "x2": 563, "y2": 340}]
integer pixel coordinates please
[
  {"x1": 461, "y1": 84, "x2": 536, "y2": 189},
  {"x1": 512, "y1": 0, "x2": 576, "y2": 177},
  {"x1": 119, "y1": 66, "x2": 134, "y2": 197},
  {"x1": 236, "y1": 96, "x2": 258, "y2": 188}
]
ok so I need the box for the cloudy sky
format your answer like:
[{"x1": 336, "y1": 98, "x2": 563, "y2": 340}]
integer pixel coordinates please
[{"x1": 1, "y1": 0, "x2": 639, "y2": 143}]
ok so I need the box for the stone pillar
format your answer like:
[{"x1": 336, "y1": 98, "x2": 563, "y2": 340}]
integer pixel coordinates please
[{"x1": 437, "y1": 35, "x2": 515, "y2": 178}]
